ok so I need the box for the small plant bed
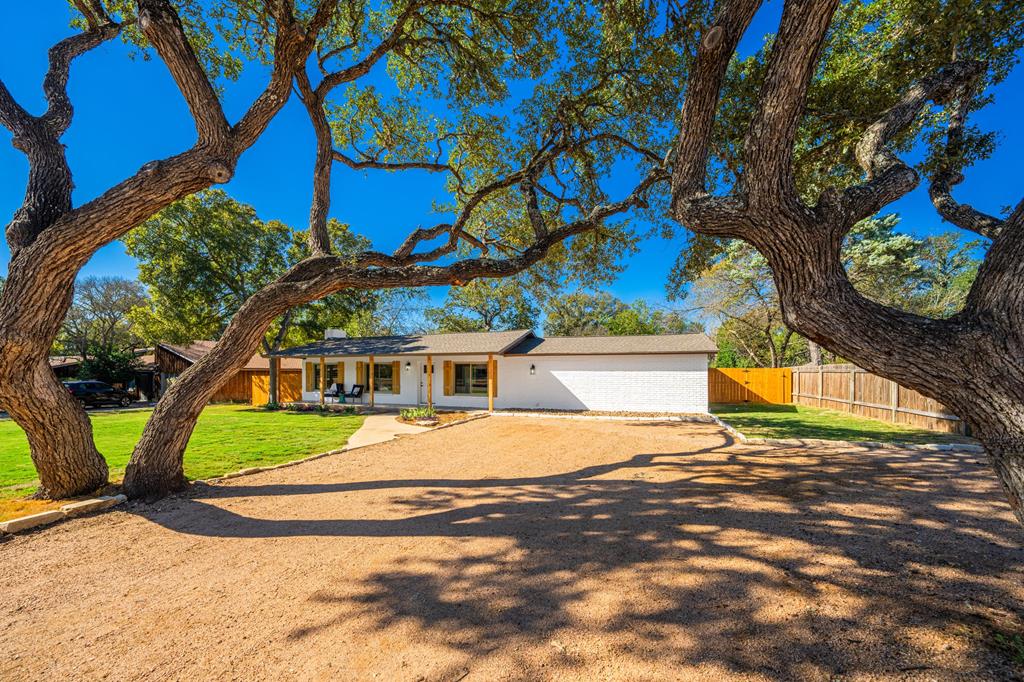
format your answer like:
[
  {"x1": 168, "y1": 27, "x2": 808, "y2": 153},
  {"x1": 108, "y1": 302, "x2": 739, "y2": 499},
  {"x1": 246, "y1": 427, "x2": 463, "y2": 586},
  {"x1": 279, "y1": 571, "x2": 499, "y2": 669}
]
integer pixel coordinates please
[
  {"x1": 279, "y1": 402, "x2": 362, "y2": 415},
  {"x1": 397, "y1": 408, "x2": 473, "y2": 427},
  {"x1": 0, "y1": 404, "x2": 364, "y2": 520},
  {"x1": 711, "y1": 403, "x2": 976, "y2": 445}
]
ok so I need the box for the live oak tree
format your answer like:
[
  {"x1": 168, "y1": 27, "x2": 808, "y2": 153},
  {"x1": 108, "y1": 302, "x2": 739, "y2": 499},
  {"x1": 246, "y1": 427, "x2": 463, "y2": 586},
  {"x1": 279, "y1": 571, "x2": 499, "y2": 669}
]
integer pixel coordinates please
[
  {"x1": 118, "y1": 1, "x2": 675, "y2": 498},
  {"x1": 426, "y1": 278, "x2": 540, "y2": 333},
  {"x1": 543, "y1": 291, "x2": 628, "y2": 336},
  {"x1": 124, "y1": 189, "x2": 374, "y2": 398},
  {"x1": 681, "y1": 216, "x2": 981, "y2": 367},
  {"x1": 667, "y1": 0, "x2": 1024, "y2": 521},
  {"x1": 59, "y1": 276, "x2": 147, "y2": 360},
  {"x1": 0, "y1": 0, "x2": 324, "y2": 498}
]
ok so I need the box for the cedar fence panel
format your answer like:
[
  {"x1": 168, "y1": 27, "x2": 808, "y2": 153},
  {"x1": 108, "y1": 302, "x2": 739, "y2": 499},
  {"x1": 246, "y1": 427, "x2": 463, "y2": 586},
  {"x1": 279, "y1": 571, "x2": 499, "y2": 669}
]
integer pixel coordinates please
[
  {"x1": 709, "y1": 368, "x2": 792, "y2": 404},
  {"x1": 790, "y1": 363, "x2": 966, "y2": 434}
]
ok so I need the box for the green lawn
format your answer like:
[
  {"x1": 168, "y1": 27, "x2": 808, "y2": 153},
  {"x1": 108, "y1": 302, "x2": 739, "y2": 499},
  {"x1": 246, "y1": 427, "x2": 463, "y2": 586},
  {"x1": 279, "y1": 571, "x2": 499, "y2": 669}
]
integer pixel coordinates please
[
  {"x1": 0, "y1": 405, "x2": 364, "y2": 499},
  {"x1": 711, "y1": 403, "x2": 973, "y2": 444}
]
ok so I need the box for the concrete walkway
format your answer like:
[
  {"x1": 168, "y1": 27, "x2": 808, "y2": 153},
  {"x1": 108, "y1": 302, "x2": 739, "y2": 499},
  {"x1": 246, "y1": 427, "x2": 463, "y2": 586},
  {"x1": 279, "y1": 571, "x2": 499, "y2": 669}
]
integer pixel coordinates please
[{"x1": 342, "y1": 412, "x2": 428, "y2": 451}]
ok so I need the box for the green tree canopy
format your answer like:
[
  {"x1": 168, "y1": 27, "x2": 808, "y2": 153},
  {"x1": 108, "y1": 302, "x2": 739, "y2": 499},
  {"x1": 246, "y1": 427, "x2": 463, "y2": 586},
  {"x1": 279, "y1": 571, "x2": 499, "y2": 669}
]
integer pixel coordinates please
[
  {"x1": 123, "y1": 190, "x2": 374, "y2": 351},
  {"x1": 59, "y1": 276, "x2": 147, "y2": 358},
  {"x1": 543, "y1": 291, "x2": 699, "y2": 337},
  {"x1": 426, "y1": 279, "x2": 540, "y2": 332}
]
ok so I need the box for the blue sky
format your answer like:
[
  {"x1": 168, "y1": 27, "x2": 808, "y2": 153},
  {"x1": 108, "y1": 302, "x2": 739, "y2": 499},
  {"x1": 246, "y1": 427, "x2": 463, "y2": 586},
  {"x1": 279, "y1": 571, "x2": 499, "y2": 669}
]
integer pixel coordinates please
[{"x1": 1, "y1": 2, "x2": 1022, "y2": 311}]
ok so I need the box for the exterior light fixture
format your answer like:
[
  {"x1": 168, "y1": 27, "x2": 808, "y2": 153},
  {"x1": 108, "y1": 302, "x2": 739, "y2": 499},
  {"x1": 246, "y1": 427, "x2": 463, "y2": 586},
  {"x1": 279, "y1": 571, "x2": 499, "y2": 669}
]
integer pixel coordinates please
[
  {"x1": 530, "y1": 364, "x2": 536, "y2": 375},
  {"x1": 405, "y1": 361, "x2": 411, "y2": 372}
]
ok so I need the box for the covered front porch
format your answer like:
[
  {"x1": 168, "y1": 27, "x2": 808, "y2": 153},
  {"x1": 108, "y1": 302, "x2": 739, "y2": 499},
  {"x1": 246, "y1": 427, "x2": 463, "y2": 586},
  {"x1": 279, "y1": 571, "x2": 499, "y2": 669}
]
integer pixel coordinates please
[{"x1": 295, "y1": 353, "x2": 499, "y2": 411}]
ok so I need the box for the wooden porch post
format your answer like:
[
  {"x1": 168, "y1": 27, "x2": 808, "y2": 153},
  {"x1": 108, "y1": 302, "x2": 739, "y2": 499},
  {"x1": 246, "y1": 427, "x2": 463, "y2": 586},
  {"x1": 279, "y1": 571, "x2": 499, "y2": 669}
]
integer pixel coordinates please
[
  {"x1": 426, "y1": 354, "x2": 433, "y2": 409},
  {"x1": 319, "y1": 356, "x2": 326, "y2": 407},
  {"x1": 369, "y1": 355, "x2": 375, "y2": 407},
  {"x1": 487, "y1": 353, "x2": 494, "y2": 412}
]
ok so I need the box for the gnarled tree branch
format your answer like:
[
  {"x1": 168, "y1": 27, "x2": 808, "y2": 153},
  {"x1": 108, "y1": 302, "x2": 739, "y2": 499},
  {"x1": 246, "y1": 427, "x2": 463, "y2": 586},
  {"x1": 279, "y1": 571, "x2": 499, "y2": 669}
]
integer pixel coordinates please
[
  {"x1": 839, "y1": 60, "x2": 988, "y2": 228},
  {"x1": 926, "y1": 68, "x2": 1008, "y2": 239},
  {"x1": 137, "y1": 0, "x2": 231, "y2": 145}
]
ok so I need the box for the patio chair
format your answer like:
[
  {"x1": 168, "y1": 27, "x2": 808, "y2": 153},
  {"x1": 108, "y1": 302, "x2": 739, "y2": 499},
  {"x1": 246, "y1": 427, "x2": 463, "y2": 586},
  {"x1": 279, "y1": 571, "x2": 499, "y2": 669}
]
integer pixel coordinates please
[
  {"x1": 324, "y1": 383, "x2": 341, "y2": 403},
  {"x1": 343, "y1": 384, "x2": 364, "y2": 404}
]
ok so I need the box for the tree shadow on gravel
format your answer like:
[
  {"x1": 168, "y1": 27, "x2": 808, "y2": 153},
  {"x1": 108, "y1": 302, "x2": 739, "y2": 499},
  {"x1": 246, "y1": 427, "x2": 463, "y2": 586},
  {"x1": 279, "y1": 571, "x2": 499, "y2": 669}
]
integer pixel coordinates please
[{"x1": 134, "y1": 430, "x2": 1024, "y2": 679}]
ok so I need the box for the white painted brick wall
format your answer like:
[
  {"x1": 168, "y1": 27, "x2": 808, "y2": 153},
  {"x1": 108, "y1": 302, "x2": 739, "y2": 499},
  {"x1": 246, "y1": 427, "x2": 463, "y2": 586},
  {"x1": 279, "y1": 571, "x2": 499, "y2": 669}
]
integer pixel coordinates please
[
  {"x1": 498, "y1": 354, "x2": 709, "y2": 413},
  {"x1": 299, "y1": 352, "x2": 710, "y2": 413}
]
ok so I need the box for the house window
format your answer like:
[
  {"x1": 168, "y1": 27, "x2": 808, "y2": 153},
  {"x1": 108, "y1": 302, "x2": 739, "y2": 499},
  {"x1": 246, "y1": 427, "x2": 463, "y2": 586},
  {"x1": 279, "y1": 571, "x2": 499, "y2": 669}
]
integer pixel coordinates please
[
  {"x1": 454, "y1": 363, "x2": 489, "y2": 395},
  {"x1": 373, "y1": 363, "x2": 394, "y2": 393},
  {"x1": 310, "y1": 363, "x2": 339, "y2": 390}
]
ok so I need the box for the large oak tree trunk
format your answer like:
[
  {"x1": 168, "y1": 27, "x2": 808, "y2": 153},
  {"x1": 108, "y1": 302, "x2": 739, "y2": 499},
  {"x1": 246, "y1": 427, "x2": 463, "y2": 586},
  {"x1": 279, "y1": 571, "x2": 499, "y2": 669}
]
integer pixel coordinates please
[
  {"x1": 750, "y1": 210, "x2": 1024, "y2": 524},
  {"x1": 0, "y1": 356, "x2": 108, "y2": 498},
  {"x1": 122, "y1": 289, "x2": 288, "y2": 498},
  {"x1": 0, "y1": 252, "x2": 109, "y2": 498},
  {"x1": 0, "y1": 1, "x2": 317, "y2": 498}
]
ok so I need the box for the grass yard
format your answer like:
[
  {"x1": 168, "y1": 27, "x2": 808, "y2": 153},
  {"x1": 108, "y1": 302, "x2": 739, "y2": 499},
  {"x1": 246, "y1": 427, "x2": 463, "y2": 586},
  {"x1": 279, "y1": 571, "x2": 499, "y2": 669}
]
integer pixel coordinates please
[
  {"x1": 711, "y1": 402, "x2": 974, "y2": 444},
  {"x1": 0, "y1": 405, "x2": 363, "y2": 511}
]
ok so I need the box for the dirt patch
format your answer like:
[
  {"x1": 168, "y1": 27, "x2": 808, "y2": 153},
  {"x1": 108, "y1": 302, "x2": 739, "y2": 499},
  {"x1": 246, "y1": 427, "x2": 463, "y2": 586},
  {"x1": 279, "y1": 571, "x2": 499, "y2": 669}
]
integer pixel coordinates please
[{"x1": 1, "y1": 417, "x2": 1021, "y2": 680}]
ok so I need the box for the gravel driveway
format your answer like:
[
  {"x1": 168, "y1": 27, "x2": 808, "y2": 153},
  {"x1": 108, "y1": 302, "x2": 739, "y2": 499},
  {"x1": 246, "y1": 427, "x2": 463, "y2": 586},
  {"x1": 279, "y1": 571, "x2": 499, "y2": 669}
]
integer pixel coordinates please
[{"x1": 1, "y1": 416, "x2": 1021, "y2": 680}]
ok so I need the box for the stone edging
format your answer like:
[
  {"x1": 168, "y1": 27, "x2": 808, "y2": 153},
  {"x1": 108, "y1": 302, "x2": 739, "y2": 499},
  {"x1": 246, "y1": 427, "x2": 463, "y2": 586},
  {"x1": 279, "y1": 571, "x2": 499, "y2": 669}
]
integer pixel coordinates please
[
  {"x1": 429, "y1": 412, "x2": 491, "y2": 430},
  {"x1": 0, "y1": 495, "x2": 127, "y2": 536},
  {"x1": 709, "y1": 415, "x2": 985, "y2": 453}
]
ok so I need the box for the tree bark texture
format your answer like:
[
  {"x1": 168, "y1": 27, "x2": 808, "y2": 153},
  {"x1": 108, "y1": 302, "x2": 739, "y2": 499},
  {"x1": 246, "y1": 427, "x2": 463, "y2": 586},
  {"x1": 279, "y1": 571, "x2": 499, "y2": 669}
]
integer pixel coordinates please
[{"x1": 670, "y1": 0, "x2": 1024, "y2": 523}]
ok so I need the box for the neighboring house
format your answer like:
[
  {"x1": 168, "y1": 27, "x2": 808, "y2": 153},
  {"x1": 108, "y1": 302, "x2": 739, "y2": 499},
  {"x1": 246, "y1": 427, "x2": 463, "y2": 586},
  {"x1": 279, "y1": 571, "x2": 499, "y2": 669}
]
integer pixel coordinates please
[
  {"x1": 49, "y1": 351, "x2": 159, "y2": 400},
  {"x1": 273, "y1": 329, "x2": 718, "y2": 413},
  {"x1": 155, "y1": 341, "x2": 303, "y2": 403},
  {"x1": 49, "y1": 355, "x2": 84, "y2": 379}
]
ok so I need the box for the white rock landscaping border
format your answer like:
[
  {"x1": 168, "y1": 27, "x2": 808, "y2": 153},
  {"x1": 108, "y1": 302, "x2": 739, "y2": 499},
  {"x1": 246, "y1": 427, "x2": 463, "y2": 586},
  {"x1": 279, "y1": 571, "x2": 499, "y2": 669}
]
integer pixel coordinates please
[{"x1": 490, "y1": 411, "x2": 716, "y2": 423}]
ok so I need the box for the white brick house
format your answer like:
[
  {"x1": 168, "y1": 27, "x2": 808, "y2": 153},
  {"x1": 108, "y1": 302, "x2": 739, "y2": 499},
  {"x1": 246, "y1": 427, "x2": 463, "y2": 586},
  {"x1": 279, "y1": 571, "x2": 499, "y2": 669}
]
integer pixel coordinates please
[{"x1": 273, "y1": 329, "x2": 717, "y2": 414}]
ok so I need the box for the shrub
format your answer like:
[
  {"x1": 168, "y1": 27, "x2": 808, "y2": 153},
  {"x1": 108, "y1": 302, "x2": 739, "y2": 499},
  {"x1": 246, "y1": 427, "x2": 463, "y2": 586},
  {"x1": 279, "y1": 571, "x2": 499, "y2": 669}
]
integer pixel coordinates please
[{"x1": 400, "y1": 406, "x2": 437, "y2": 420}]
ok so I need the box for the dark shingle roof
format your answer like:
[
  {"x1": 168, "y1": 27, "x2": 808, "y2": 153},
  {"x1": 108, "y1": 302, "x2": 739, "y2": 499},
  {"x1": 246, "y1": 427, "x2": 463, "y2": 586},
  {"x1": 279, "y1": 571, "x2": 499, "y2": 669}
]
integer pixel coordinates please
[
  {"x1": 504, "y1": 333, "x2": 718, "y2": 355},
  {"x1": 271, "y1": 330, "x2": 534, "y2": 358},
  {"x1": 272, "y1": 330, "x2": 716, "y2": 357},
  {"x1": 160, "y1": 341, "x2": 303, "y2": 370}
]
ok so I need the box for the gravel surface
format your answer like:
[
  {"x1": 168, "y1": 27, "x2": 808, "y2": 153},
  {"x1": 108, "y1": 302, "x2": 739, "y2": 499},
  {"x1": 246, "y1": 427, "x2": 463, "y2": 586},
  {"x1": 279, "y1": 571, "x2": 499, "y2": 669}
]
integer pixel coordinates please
[{"x1": 1, "y1": 417, "x2": 1021, "y2": 680}]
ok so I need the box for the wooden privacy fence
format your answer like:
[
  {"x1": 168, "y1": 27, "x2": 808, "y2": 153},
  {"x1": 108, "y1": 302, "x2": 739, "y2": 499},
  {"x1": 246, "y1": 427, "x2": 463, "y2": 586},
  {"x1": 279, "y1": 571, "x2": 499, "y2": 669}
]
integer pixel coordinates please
[
  {"x1": 250, "y1": 372, "x2": 303, "y2": 405},
  {"x1": 791, "y1": 364, "x2": 966, "y2": 434},
  {"x1": 708, "y1": 368, "x2": 792, "y2": 404}
]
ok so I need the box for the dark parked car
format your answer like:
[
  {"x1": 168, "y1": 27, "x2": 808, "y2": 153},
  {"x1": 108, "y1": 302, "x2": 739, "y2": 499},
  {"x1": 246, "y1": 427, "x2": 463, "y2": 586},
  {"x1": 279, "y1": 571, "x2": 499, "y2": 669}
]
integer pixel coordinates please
[{"x1": 64, "y1": 381, "x2": 134, "y2": 408}]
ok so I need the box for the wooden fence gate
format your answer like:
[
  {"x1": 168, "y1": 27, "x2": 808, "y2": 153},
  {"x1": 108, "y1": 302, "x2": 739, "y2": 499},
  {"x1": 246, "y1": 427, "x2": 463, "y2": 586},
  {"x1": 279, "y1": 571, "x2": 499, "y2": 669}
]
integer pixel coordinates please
[
  {"x1": 250, "y1": 372, "x2": 303, "y2": 405},
  {"x1": 708, "y1": 368, "x2": 791, "y2": 404}
]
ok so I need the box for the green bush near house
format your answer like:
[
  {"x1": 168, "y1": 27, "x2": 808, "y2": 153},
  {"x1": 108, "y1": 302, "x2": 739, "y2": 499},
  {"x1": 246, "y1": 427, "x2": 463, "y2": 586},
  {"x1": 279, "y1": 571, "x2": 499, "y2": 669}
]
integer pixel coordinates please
[
  {"x1": 0, "y1": 404, "x2": 364, "y2": 499},
  {"x1": 400, "y1": 406, "x2": 437, "y2": 420}
]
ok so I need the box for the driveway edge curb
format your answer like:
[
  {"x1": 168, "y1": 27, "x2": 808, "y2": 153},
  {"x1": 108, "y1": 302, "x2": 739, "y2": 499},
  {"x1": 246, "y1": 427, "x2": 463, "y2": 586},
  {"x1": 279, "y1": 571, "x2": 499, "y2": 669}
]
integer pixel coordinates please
[{"x1": 0, "y1": 494, "x2": 127, "y2": 536}]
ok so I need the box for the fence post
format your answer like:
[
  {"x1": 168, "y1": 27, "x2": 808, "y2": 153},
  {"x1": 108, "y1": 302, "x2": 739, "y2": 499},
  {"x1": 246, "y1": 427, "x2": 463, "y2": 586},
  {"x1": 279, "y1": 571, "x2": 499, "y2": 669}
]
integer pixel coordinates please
[
  {"x1": 792, "y1": 369, "x2": 799, "y2": 404},
  {"x1": 890, "y1": 380, "x2": 898, "y2": 422},
  {"x1": 817, "y1": 366, "x2": 823, "y2": 407},
  {"x1": 847, "y1": 369, "x2": 855, "y2": 413}
]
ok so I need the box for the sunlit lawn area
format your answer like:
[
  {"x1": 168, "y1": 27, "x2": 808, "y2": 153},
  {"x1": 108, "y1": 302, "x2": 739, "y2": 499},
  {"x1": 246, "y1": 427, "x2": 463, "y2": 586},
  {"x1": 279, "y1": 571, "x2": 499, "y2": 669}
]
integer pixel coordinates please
[
  {"x1": 0, "y1": 404, "x2": 364, "y2": 509},
  {"x1": 711, "y1": 402, "x2": 974, "y2": 444}
]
